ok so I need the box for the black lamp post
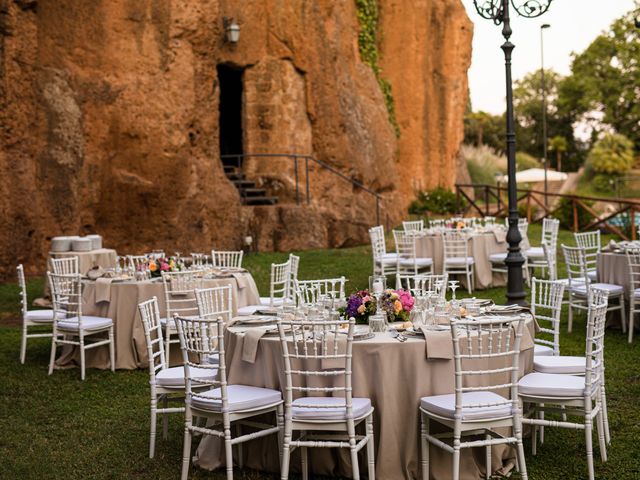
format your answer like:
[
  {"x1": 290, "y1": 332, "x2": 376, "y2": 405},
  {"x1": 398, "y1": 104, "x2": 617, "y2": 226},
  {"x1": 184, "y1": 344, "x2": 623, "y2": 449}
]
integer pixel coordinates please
[
  {"x1": 540, "y1": 23, "x2": 550, "y2": 209},
  {"x1": 471, "y1": 0, "x2": 554, "y2": 305}
]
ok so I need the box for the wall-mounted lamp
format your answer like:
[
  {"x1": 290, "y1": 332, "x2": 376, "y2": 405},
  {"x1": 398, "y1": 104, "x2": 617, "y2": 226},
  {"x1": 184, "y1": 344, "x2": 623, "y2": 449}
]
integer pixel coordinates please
[{"x1": 223, "y1": 17, "x2": 240, "y2": 43}]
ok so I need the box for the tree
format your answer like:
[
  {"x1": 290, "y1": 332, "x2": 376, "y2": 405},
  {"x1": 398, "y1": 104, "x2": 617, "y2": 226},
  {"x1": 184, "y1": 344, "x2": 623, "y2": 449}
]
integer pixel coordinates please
[
  {"x1": 560, "y1": 7, "x2": 640, "y2": 152},
  {"x1": 463, "y1": 111, "x2": 505, "y2": 154},
  {"x1": 548, "y1": 135, "x2": 568, "y2": 172},
  {"x1": 587, "y1": 133, "x2": 635, "y2": 175}
]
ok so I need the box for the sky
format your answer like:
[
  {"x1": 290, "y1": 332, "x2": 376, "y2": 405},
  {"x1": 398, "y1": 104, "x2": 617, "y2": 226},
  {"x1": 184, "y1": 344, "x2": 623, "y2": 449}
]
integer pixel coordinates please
[{"x1": 463, "y1": 0, "x2": 638, "y2": 114}]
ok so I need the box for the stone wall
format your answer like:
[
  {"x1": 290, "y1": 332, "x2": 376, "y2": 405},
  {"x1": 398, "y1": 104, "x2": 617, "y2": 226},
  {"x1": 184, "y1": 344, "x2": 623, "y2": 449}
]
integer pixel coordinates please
[{"x1": 0, "y1": 0, "x2": 472, "y2": 278}]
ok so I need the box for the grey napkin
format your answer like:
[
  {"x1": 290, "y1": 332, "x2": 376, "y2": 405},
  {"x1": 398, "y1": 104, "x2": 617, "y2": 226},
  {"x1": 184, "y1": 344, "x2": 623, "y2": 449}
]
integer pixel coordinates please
[
  {"x1": 420, "y1": 327, "x2": 453, "y2": 360},
  {"x1": 241, "y1": 328, "x2": 268, "y2": 363},
  {"x1": 95, "y1": 278, "x2": 113, "y2": 303},
  {"x1": 231, "y1": 271, "x2": 249, "y2": 290}
]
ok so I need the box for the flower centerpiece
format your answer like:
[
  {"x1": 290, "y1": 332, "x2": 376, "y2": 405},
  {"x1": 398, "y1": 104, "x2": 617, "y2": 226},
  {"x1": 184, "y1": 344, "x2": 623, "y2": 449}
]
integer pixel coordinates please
[
  {"x1": 339, "y1": 290, "x2": 377, "y2": 325},
  {"x1": 145, "y1": 257, "x2": 183, "y2": 278},
  {"x1": 379, "y1": 289, "x2": 415, "y2": 323}
]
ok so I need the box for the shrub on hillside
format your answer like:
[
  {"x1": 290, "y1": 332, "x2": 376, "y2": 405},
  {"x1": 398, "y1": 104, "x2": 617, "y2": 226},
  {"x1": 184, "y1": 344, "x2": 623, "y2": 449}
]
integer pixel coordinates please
[
  {"x1": 461, "y1": 144, "x2": 506, "y2": 185},
  {"x1": 516, "y1": 152, "x2": 542, "y2": 170},
  {"x1": 587, "y1": 133, "x2": 634, "y2": 175},
  {"x1": 554, "y1": 197, "x2": 594, "y2": 230},
  {"x1": 409, "y1": 187, "x2": 464, "y2": 215}
]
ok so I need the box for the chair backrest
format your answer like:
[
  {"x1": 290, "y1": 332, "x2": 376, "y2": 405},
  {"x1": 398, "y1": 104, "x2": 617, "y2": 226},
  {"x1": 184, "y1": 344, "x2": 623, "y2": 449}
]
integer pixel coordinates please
[
  {"x1": 211, "y1": 250, "x2": 243, "y2": 269},
  {"x1": 269, "y1": 259, "x2": 292, "y2": 306},
  {"x1": 541, "y1": 218, "x2": 560, "y2": 250},
  {"x1": 584, "y1": 292, "x2": 608, "y2": 394},
  {"x1": 138, "y1": 297, "x2": 168, "y2": 376},
  {"x1": 162, "y1": 270, "x2": 203, "y2": 319},
  {"x1": 127, "y1": 255, "x2": 148, "y2": 271},
  {"x1": 393, "y1": 230, "x2": 421, "y2": 275},
  {"x1": 194, "y1": 285, "x2": 233, "y2": 324},
  {"x1": 368, "y1": 225, "x2": 387, "y2": 261},
  {"x1": 51, "y1": 256, "x2": 79, "y2": 275},
  {"x1": 147, "y1": 251, "x2": 165, "y2": 260},
  {"x1": 295, "y1": 277, "x2": 347, "y2": 306},
  {"x1": 402, "y1": 220, "x2": 424, "y2": 233},
  {"x1": 451, "y1": 315, "x2": 526, "y2": 420},
  {"x1": 530, "y1": 278, "x2": 565, "y2": 355},
  {"x1": 397, "y1": 273, "x2": 448, "y2": 300},
  {"x1": 575, "y1": 230, "x2": 601, "y2": 272},
  {"x1": 288, "y1": 254, "x2": 300, "y2": 298},
  {"x1": 443, "y1": 230, "x2": 470, "y2": 260},
  {"x1": 561, "y1": 244, "x2": 589, "y2": 288},
  {"x1": 625, "y1": 246, "x2": 640, "y2": 295},
  {"x1": 17, "y1": 265, "x2": 28, "y2": 318},
  {"x1": 190, "y1": 253, "x2": 209, "y2": 268},
  {"x1": 429, "y1": 219, "x2": 445, "y2": 229},
  {"x1": 48, "y1": 271, "x2": 82, "y2": 326},
  {"x1": 175, "y1": 315, "x2": 225, "y2": 411},
  {"x1": 277, "y1": 315, "x2": 357, "y2": 422}
]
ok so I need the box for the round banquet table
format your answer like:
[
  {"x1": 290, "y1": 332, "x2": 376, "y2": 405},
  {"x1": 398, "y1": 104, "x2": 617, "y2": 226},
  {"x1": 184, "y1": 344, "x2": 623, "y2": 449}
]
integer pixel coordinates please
[
  {"x1": 415, "y1": 232, "x2": 511, "y2": 290},
  {"x1": 195, "y1": 319, "x2": 535, "y2": 480},
  {"x1": 597, "y1": 252, "x2": 630, "y2": 329},
  {"x1": 55, "y1": 272, "x2": 260, "y2": 370},
  {"x1": 48, "y1": 248, "x2": 118, "y2": 275}
]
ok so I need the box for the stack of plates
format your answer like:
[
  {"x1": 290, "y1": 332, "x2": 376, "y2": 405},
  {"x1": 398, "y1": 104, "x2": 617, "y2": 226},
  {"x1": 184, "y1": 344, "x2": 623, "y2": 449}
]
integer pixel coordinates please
[
  {"x1": 72, "y1": 237, "x2": 93, "y2": 252},
  {"x1": 51, "y1": 236, "x2": 72, "y2": 252},
  {"x1": 86, "y1": 234, "x2": 102, "y2": 250}
]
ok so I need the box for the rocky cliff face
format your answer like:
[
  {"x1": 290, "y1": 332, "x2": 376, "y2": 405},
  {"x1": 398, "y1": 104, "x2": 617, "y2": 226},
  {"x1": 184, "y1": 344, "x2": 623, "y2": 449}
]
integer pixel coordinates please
[{"x1": 0, "y1": 0, "x2": 471, "y2": 278}]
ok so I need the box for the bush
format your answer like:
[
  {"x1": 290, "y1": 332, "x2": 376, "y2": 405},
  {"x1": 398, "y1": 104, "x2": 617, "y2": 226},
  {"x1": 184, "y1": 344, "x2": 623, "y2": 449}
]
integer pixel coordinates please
[
  {"x1": 461, "y1": 144, "x2": 506, "y2": 185},
  {"x1": 587, "y1": 133, "x2": 634, "y2": 175},
  {"x1": 592, "y1": 174, "x2": 619, "y2": 193},
  {"x1": 554, "y1": 197, "x2": 594, "y2": 230},
  {"x1": 409, "y1": 187, "x2": 464, "y2": 215},
  {"x1": 516, "y1": 151, "x2": 542, "y2": 170}
]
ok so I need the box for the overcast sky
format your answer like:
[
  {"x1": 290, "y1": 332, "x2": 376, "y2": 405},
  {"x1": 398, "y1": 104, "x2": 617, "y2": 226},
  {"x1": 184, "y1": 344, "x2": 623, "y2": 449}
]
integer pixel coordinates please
[{"x1": 463, "y1": 0, "x2": 638, "y2": 114}]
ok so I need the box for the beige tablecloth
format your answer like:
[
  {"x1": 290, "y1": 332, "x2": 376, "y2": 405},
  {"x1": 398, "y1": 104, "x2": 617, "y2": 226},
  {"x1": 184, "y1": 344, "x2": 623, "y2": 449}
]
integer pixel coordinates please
[
  {"x1": 416, "y1": 233, "x2": 507, "y2": 290},
  {"x1": 55, "y1": 272, "x2": 260, "y2": 370},
  {"x1": 597, "y1": 252, "x2": 630, "y2": 294},
  {"x1": 195, "y1": 320, "x2": 535, "y2": 479}
]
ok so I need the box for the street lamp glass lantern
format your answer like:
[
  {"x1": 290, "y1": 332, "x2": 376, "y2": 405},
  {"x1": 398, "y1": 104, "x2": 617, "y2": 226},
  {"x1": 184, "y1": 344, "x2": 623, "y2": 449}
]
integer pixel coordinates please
[{"x1": 225, "y1": 19, "x2": 240, "y2": 43}]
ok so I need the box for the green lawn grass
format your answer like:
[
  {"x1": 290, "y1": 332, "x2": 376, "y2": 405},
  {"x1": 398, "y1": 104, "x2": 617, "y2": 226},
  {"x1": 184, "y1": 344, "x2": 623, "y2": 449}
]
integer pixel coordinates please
[{"x1": 1, "y1": 224, "x2": 639, "y2": 479}]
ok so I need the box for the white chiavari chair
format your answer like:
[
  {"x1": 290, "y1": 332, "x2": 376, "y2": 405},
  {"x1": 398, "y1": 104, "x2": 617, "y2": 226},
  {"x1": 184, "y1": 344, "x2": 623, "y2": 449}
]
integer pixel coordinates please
[
  {"x1": 575, "y1": 230, "x2": 601, "y2": 281},
  {"x1": 397, "y1": 273, "x2": 448, "y2": 301},
  {"x1": 526, "y1": 217, "x2": 559, "y2": 280},
  {"x1": 277, "y1": 315, "x2": 375, "y2": 480},
  {"x1": 17, "y1": 264, "x2": 59, "y2": 364},
  {"x1": 260, "y1": 259, "x2": 293, "y2": 307},
  {"x1": 393, "y1": 230, "x2": 433, "y2": 284},
  {"x1": 530, "y1": 278, "x2": 565, "y2": 357},
  {"x1": 626, "y1": 246, "x2": 640, "y2": 343},
  {"x1": 161, "y1": 270, "x2": 204, "y2": 362},
  {"x1": 288, "y1": 253, "x2": 300, "y2": 297},
  {"x1": 50, "y1": 256, "x2": 79, "y2": 274},
  {"x1": 127, "y1": 254, "x2": 149, "y2": 272},
  {"x1": 489, "y1": 220, "x2": 530, "y2": 285},
  {"x1": 420, "y1": 315, "x2": 528, "y2": 480},
  {"x1": 294, "y1": 277, "x2": 347, "y2": 307},
  {"x1": 211, "y1": 250, "x2": 244, "y2": 270},
  {"x1": 138, "y1": 297, "x2": 217, "y2": 458},
  {"x1": 562, "y1": 245, "x2": 625, "y2": 333},
  {"x1": 519, "y1": 296, "x2": 609, "y2": 480},
  {"x1": 443, "y1": 230, "x2": 475, "y2": 294},
  {"x1": 194, "y1": 286, "x2": 235, "y2": 367},
  {"x1": 175, "y1": 304, "x2": 283, "y2": 480},
  {"x1": 47, "y1": 272, "x2": 115, "y2": 380},
  {"x1": 369, "y1": 225, "x2": 397, "y2": 276},
  {"x1": 403, "y1": 219, "x2": 425, "y2": 233}
]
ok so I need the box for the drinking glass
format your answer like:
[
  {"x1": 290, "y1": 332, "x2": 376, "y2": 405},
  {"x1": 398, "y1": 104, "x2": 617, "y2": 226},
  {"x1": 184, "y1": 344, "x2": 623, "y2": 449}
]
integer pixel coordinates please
[{"x1": 369, "y1": 314, "x2": 387, "y2": 333}]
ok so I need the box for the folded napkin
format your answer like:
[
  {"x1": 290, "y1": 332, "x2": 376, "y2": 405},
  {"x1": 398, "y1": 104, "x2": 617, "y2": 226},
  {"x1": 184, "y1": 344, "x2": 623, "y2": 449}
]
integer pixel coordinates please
[
  {"x1": 420, "y1": 327, "x2": 453, "y2": 360},
  {"x1": 95, "y1": 278, "x2": 113, "y2": 303},
  {"x1": 492, "y1": 227, "x2": 507, "y2": 244},
  {"x1": 241, "y1": 328, "x2": 269, "y2": 363},
  {"x1": 231, "y1": 271, "x2": 249, "y2": 290},
  {"x1": 86, "y1": 266, "x2": 105, "y2": 280}
]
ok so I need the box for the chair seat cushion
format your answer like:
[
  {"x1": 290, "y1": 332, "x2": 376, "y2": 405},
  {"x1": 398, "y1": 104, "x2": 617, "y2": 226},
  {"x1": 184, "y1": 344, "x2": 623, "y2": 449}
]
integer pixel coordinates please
[
  {"x1": 571, "y1": 283, "x2": 623, "y2": 296},
  {"x1": 25, "y1": 309, "x2": 60, "y2": 322},
  {"x1": 488, "y1": 253, "x2": 507, "y2": 264},
  {"x1": 191, "y1": 385, "x2": 282, "y2": 412},
  {"x1": 399, "y1": 257, "x2": 433, "y2": 267},
  {"x1": 204, "y1": 353, "x2": 220, "y2": 366},
  {"x1": 420, "y1": 391, "x2": 512, "y2": 421},
  {"x1": 534, "y1": 344, "x2": 554, "y2": 357},
  {"x1": 156, "y1": 365, "x2": 217, "y2": 387},
  {"x1": 382, "y1": 253, "x2": 399, "y2": 261},
  {"x1": 236, "y1": 305, "x2": 263, "y2": 316},
  {"x1": 518, "y1": 372, "x2": 594, "y2": 398},
  {"x1": 533, "y1": 355, "x2": 586, "y2": 375},
  {"x1": 444, "y1": 256, "x2": 474, "y2": 266},
  {"x1": 633, "y1": 288, "x2": 640, "y2": 299},
  {"x1": 291, "y1": 397, "x2": 372, "y2": 420},
  {"x1": 525, "y1": 247, "x2": 545, "y2": 259},
  {"x1": 57, "y1": 316, "x2": 113, "y2": 331},
  {"x1": 259, "y1": 297, "x2": 286, "y2": 307}
]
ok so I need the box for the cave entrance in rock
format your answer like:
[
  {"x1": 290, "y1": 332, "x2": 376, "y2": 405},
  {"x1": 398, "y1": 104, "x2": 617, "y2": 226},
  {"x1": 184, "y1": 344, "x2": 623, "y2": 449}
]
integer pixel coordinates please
[{"x1": 217, "y1": 64, "x2": 244, "y2": 166}]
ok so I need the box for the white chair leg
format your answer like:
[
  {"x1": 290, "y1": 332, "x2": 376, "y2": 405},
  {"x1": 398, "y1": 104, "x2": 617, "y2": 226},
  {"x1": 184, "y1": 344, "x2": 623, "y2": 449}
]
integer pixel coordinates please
[
  {"x1": 180, "y1": 422, "x2": 192, "y2": 480},
  {"x1": 224, "y1": 423, "x2": 233, "y2": 480},
  {"x1": 452, "y1": 429, "x2": 461, "y2": 480},
  {"x1": 149, "y1": 395, "x2": 157, "y2": 458},
  {"x1": 48, "y1": 332, "x2": 57, "y2": 375},
  {"x1": 540, "y1": 405, "x2": 545, "y2": 444},
  {"x1": 619, "y1": 296, "x2": 627, "y2": 340},
  {"x1": 366, "y1": 414, "x2": 375, "y2": 480},
  {"x1": 276, "y1": 404, "x2": 284, "y2": 467},
  {"x1": 281, "y1": 424, "x2": 292, "y2": 480},
  {"x1": 532, "y1": 409, "x2": 538, "y2": 456},
  {"x1": 350, "y1": 439, "x2": 360, "y2": 480},
  {"x1": 568, "y1": 300, "x2": 574, "y2": 333},
  {"x1": 420, "y1": 412, "x2": 429, "y2": 480},
  {"x1": 596, "y1": 406, "x2": 607, "y2": 462},
  {"x1": 485, "y1": 434, "x2": 491, "y2": 479},
  {"x1": 165, "y1": 326, "x2": 172, "y2": 366},
  {"x1": 585, "y1": 408, "x2": 595, "y2": 480},
  {"x1": 109, "y1": 326, "x2": 115, "y2": 372},
  {"x1": 79, "y1": 334, "x2": 86, "y2": 381},
  {"x1": 601, "y1": 384, "x2": 611, "y2": 445},
  {"x1": 515, "y1": 420, "x2": 528, "y2": 480},
  {"x1": 236, "y1": 423, "x2": 243, "y2": 469},
  {"x1": 20, "y1": 325, "x2": 27, "y2": 364},
  {"x1": 628, "y1": 305, "x2": 634, "y2": 343}
]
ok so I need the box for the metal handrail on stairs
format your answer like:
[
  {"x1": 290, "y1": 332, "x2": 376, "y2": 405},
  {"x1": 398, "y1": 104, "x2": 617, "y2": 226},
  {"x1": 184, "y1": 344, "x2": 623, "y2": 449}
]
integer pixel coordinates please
[{"x1": 221, "y1": 153, "x2": 382, "y2": 224}]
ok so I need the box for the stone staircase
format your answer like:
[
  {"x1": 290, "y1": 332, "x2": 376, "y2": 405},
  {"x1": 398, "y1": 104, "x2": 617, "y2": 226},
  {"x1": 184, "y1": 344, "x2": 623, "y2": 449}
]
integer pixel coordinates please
[{"x1": 223, "y1": 162, "x2": 278, "y2": 206}]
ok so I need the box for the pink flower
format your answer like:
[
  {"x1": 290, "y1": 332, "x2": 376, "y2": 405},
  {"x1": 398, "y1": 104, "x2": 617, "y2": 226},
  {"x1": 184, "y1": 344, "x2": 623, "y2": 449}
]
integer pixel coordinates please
[
  {"x1": 357, "y1": 304, "x2": 366, "y2": 314},
  {"x1": 396, "y1": 290, "x2": 414, "y2": 312},
  {"x1": 160, "y1": 262, "x2": 170, "y2": 271}
]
